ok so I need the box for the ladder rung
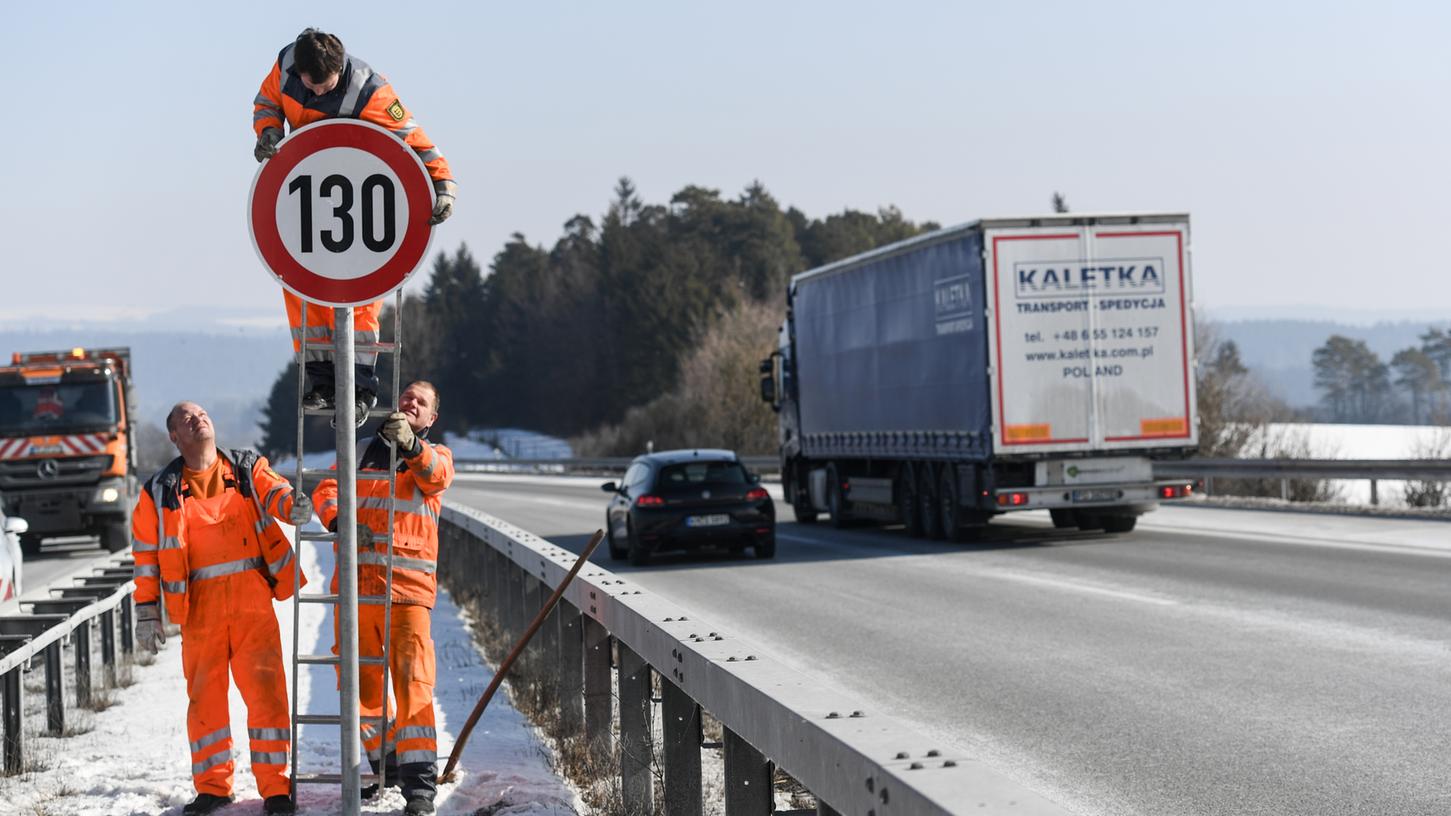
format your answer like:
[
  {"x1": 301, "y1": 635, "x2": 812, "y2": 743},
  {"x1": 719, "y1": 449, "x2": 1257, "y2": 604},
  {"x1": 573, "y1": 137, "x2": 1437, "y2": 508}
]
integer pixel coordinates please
[
  {"x1": 298, "y1": 531, "x2": 394, "y2": 543},
  {"x1": 302, "y1": 340, "x2": 398, "y2": 354},
  {"x1": 301, "y1": 468, "x2": 394, "y2": 481},
  {"x1": 294, "y1": 772, "x2": 381, "y2": 785},
  {"x1": 298, "y1": 593, "x2": 391, "y2": 605},
  {"x1": 298, "y1": 654, "x2": 387, "y2": 666},
  {"x1": 301, "y1": 406, "x2": 390, "y2": 418},
  {"x1": 296, "y1": 713, "x2": 391, "y2": 727}
]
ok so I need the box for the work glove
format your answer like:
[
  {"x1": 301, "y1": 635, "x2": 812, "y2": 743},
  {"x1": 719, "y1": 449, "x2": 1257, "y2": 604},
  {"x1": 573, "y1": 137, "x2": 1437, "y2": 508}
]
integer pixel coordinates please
[
  {"x1": 429, "y1": 179, "x2": 457, "y2": 225},
  {"x1": 379, "y1": 411, "x2": 418, "y2": 454},
  {"x1": 328, "y1": 520, "x2": 375, "y2": 549},
  {"x1": 254, "y1": 127, "x2": 283, "y2": 162},
  {"x1": 136, "y1": 603, "x2": 165, "y2": 653},
  {"x1": 289, "y1": 491, "x2": 313, "y2": 526}
]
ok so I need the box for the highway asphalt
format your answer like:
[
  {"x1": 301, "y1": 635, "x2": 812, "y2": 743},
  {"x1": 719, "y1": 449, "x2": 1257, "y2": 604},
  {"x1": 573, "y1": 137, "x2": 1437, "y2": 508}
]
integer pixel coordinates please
[{"x1": 448, "y1": 473, "x2": 1451, "y2": 816}]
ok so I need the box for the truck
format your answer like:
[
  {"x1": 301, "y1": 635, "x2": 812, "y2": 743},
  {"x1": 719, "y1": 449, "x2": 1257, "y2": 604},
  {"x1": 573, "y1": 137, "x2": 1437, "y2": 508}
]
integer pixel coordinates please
[
  {"x1": 0, "y1": 348, "x2": 140, "y2": 554},
  {"x1": 760, "y1": 213, "x2": 1198, "y2": 540}
]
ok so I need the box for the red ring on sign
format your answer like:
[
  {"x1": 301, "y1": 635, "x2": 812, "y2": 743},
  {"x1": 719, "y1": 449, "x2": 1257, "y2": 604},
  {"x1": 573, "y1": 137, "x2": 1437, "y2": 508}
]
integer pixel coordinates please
[{"x1": 250, "y1": 120, "x2": 434, "y2": 307}]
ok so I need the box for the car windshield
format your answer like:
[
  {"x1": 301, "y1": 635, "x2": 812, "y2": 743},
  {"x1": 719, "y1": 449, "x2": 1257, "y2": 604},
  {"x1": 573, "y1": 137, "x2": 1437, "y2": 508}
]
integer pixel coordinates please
[
  {"x1": 655, "y1": 461, "x2": 750, "y2": 492},
  {"x1": 0, "y1": 381, "x2": 117, "y2": 436}
]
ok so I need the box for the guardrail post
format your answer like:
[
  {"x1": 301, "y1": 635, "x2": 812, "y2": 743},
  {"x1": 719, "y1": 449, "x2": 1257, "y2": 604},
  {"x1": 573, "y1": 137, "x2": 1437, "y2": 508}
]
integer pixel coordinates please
[
  {"x1": 100, "y1": 608, "x2": 117, "y2": 687},
  {"x1": 120, "y1": 594, "x2": 134, "y2": 654},
  {"x1": 523, "y1": 576, "x2": 542, "y2": 642},
  {"x1": 582, "y1": 618, "x2": 611, "y2": 765},
  {"x1": 540, "y1": 602, "x2": 560, "y2": 701},
  {"x1": 2, "y1": 666, "x2": 21, "y2": 774},
  {"x1": 508, "y1": 564, "x2": 525, "y2": 641},
  {"x1": 74, "y1": 619, "x2": 92, "y2": 708},
  {"x1": 44, "y1": 641, "x2": 65, "y2": 734},
  {"x1": 1370, "y1": 479, "x2": 1379, "y2": 506},
  {"x1": 617, "y1": 642, "x2": 652, "y2": 811},
  {"x1": 724, "y1": 727, "x2": 772, "y2": 815},
  {"x1": 557, "y1": 600, "x2": 584, "y2": 734},
  {"x1": 662, "y1": 677, "x2": 702, "y2": 816},
  {"x1": 1279, "y1": 478, "x2": 1288, "y2": 501}
]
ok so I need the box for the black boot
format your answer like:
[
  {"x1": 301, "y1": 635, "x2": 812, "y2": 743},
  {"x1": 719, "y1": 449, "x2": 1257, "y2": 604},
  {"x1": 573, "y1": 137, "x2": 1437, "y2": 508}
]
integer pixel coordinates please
[
  {"x1": 403, "y1": 796, "x2": 435, "y2": 815},
  {"x1": 262, "y1": 795, "x2": 295, "y2": 815},
  {"x1": 182, "y1": 793, "x2": 234, "y2": 816},
  {"x1": 302, "y1": 361, "x2": 335, "y2": 410}
]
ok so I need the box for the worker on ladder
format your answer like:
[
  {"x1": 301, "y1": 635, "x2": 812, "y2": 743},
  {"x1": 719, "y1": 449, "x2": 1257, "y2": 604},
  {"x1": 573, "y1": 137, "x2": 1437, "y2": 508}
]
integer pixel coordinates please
[
  {"x1": 313, "y1": 381, "x2": 454, "y2": 815},
  {"x1": 253, "y1": 28, "x2": 457, "y2": 423},
  {"x1": 131, "y1": 402, "x2": 311, "y2": 816}
]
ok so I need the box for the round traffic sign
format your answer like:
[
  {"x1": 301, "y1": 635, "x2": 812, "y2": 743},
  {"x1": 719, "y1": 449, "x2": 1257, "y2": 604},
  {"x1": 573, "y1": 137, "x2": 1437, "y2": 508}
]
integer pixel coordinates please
[{"x1": 249, "y1": 120, "x2": 435, "y2": 307}]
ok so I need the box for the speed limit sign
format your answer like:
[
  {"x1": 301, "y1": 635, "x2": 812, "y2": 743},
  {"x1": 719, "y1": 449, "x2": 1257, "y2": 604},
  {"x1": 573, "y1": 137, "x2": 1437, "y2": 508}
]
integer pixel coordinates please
[{"x1": 249, "y1": 120, "x2": 435, "y2": 307}]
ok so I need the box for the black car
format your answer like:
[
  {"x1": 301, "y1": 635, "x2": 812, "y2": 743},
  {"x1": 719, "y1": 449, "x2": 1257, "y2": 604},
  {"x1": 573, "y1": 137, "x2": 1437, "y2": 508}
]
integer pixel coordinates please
[{"x1": 602, "y1": 450, "x2": 775, "y2": 565}]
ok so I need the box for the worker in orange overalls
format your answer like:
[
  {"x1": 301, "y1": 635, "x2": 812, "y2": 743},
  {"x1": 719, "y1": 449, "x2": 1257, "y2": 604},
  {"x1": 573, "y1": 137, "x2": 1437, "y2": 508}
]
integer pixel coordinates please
[
  {"x1": 131, "y1": 402, "x2": 311, "y2": 816},
  {"x1": 313, "y1": 381, "x2": 453, "y2": 816},
  {"x1": 253, "y1": 28, "x2": 457, "y2": 422}
]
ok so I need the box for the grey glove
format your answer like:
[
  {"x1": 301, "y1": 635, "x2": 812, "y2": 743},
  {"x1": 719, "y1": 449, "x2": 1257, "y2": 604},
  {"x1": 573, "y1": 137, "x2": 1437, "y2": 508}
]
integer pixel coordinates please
[
  {"x1": 379, "y1": 411, "x2": 417, "y2": 452},
  {"x1": 356, "y1": 523, "x2": 375, "y2": 550},
  {"x1": 429, "y1": 179, "x2": 457, "y2": 225},
  {"x1": 136, "y1": 603, "x2": 165, "y2": 653},
  {"x1": 254, "y1": 127, "x2": 283, "y2": 162},
  {"x1": 289, "y1": 490, "x2": 313, "y2": 526}
]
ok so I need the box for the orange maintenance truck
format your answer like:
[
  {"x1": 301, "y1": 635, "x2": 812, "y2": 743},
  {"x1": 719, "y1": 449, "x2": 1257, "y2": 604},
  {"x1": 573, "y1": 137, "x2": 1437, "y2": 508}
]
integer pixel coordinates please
[{"x1": 0, "y1": 348, "x2": 139, "y2": 554}]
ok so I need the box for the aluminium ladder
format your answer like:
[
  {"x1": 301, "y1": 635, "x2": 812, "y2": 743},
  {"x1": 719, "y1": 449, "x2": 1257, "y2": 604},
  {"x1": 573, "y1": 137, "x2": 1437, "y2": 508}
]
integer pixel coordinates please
[{"x1": 287, "y1": 292, "x2": 405, "y2": 800}]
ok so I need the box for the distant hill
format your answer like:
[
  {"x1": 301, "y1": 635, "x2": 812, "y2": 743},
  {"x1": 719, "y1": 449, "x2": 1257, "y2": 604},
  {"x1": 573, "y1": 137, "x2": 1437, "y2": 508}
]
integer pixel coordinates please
[
  {"x1": 1212, "y1": 318, "x2": 1450, "y2": 409},
  {"x1": 0, "y1": 328, "x2": 292, "y2": 448}
]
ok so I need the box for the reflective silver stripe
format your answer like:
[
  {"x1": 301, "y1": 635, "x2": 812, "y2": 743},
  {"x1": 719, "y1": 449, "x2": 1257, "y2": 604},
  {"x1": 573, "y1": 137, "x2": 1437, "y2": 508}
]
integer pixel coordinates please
[
  {"x1": 319, "y1": 499, "x2": 337, "y2": 516},
  {"x1": 263, "y1": 484, "x2": 288, "y2": 516},
  {"x1": 415, "y1": 148, "x2": 441, "y2": 164},
  {"x1": 250, "y1": 751, "x2": 288, "y2": 766},
  {"x1": 356, "y1": 330, "x2": 379, "y2": 344},
  {"x1": 339, "y1": 66, "x2": 373, "y2": 116},
  {"x1": 133, "y1": 541, "x2": 159, "y2": 553},
  {"x1": 267, "y1": 548, "x2": 294, "y2": 576},
  {"x1": 254, "y1": 518, "x2": 273, "y2": 535},
  {"x1": 397, "y1": 750, "x2": 436, "y2": 765},
  {"x1": 358, "y1": 552, "x2": 436, "y2": 574},
  {"x1": 192, "y1": 750, "x2": 232, "y2": 775},
  {"x1": 360, "y1": 496, "x2": 438, "y2": 524},
  {"x1": 253, "y1": 108, "x2": 280, "y2": 123},
  {"x1": 190, "y1": 726, "x2": 231, "y2": 753},
  {"x1": 249, "y1": 727, "x2": 290, "y2": 742},
  {"x1": 416, "y1": 454, "x2": 436, "y2": 479},
  {"x1": 159, "y1": 535, "x2": 181, "y2": 550},
  {"x1": 253, "y1": 93, "x2": 275, "y2": 107},
  {"x1": 162, "y1": 580, "x2": 187, "y2": 595},
  {"x1": 367, "y1": 746, "x2": 383, "y2": 761},
  {"x1": 394, "y1": 725, "x2": 436, "y2": 742},
  {"x1": 395, "y1": 118, "x2": 418, "y2": 138},
  {"x1": 133, "y1": 564, "x2": 159, "y2": 578},
  {"x1": 189, "y1": 556, "x2": 264, "y2": 583},
  {"x1": 306, "y1": 326, "x2": 331, "y2": 338}
]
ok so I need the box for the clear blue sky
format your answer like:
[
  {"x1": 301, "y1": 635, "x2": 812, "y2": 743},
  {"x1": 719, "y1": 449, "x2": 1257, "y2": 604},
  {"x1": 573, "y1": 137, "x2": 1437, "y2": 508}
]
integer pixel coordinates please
[{"x1": 4, "y1": 1, "x2": 1448, "y2": 327}]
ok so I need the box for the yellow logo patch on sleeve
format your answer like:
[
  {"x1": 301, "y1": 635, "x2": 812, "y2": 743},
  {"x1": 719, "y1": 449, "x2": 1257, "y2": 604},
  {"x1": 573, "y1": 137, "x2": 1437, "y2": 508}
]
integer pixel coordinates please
[{"x1": 387, "y1": 100, "x2": 406, "y2": 122}]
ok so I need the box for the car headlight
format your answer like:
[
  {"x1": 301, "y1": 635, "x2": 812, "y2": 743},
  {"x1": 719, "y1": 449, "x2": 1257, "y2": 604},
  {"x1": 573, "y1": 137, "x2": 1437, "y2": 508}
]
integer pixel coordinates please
[{"x1": 94, "y1": 486, "x2": 120, "y2": 504}]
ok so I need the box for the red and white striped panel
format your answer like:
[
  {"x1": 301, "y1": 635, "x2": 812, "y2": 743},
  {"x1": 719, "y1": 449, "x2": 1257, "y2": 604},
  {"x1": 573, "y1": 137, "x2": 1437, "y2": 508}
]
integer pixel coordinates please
[{"x1": 0, "y1": 434, "x2": 110, "y2": 460}]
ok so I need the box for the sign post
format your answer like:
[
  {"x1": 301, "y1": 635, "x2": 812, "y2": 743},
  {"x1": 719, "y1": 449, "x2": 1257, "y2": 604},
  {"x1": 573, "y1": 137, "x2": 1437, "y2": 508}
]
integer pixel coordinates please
[{"x1": 249, "y1": 119, "x2": 435, "y2": 815}]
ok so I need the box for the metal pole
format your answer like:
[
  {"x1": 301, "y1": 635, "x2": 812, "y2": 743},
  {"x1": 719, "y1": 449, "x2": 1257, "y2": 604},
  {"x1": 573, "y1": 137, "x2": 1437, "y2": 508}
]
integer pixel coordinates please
[
  {"x1": 334, "y1": 306, "x2": 362, "y2": 816},
  {"x1": 74, "y1": 620, "x2": 92, "y2": 708},
  {"x1": 557, "y1": 600, "x2": 584, "y2": 734},
  {"x1": 617, "y1": 644, "x2": 652, "y2": 811},
  {"x1": 662, "y1": 677, "x2": 702, "y2": 816},
  {"x1": 583, "y1": 618, "x2": 611, "y2": 765},
  {"x1": 2, "y1": 667, "x2": 21, "y2": 774},
  {"x1": 44, "y1": 641, "x2": 65, "y2": 734},
  {"x1": 724, "y1": 727, "x2": 772, "y2": 816}
]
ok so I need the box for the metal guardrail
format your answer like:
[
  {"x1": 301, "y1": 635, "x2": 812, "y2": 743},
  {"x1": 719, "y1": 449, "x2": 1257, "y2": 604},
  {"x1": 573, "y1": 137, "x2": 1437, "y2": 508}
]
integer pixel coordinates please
[
  {"x1": 439, "y1": 502, "x2": 1070, "y2": 816},
  {"x1": 0, "y1": 554, "x2": 136, "y2": 773},
  {"x1": 1154, "y1": 458, "x2": 1451, "y2": 506}
]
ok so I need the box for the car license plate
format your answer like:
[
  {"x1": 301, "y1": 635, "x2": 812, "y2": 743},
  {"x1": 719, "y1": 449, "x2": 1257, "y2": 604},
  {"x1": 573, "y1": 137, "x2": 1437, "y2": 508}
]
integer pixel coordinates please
[
  {"x1": 686, "y1": 514, "x2": 730, "y2": 528},
  {"x1": 1072, "y1": 488, "x2": 1121, "y2": 503}
]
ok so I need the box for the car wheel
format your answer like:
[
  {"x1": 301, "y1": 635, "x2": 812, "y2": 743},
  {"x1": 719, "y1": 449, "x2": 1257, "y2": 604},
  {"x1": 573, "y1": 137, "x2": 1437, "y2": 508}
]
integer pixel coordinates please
[
  {"x1": 607, "y1": 515, "x2": 625, "y2": 560},
  {"x1": 898, "y1": 464, "x2": 923, "y2": 538},
  {"x1": 1049, "y1": 509, "x2": 1077, "y2": 529},
  {"x1": 101, "y1": 522, "x2": 129, "y2": 553},
  {"x1": 754, "y1": 537, "x2": 776, "y2": 559},
  {"x1": 626, "y1": 521, "x2": 650, "y2": 567},
  {"x1": 918, "y1": 463, "x2": 943, "y2": 540},
  {"x1": 19, "y1": 534, "x2": 41, "y2": 558},
  {"x1": 1102, "y1": 514, "x2": 1138, "y2": 534},
  {"x1": 826, "y1": 464, "x2": 849, "y2": 528}
]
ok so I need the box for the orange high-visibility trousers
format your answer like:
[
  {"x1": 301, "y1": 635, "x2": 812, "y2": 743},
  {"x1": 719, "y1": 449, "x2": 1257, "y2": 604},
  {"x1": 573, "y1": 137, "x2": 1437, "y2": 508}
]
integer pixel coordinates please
[
  {"x1": 181, "y1": 572, "x2": 292, "y2": 798},
  {"x1": 284, "y1": 292, "x2": 383, "y2": 366},
  {"x1": 334, "y1": 603, "x2": 437, "y2": 794}
]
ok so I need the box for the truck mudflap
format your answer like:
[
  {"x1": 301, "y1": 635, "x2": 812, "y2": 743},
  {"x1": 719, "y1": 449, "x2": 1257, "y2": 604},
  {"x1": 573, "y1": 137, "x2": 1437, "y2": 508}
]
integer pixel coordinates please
[{"x1": 991, "y1": 479, "x2": 1194, "y2": 512}]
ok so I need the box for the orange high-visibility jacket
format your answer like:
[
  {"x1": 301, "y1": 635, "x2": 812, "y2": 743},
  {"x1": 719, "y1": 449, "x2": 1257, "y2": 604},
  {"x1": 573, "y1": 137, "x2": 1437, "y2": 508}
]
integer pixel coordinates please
[
  {"x1": 253, "y1": 43, "x2": 453, "y2": 184},
  {"x1": 132, "y1": 449, "x2": 306, "y2": 625},
  {"x1": 314, "y1": 435, "x2": 454, "y2": 607}
]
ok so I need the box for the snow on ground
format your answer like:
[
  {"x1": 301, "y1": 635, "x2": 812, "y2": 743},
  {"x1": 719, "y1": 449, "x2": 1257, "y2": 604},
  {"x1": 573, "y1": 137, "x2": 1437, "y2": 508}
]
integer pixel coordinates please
[
  {"x1": 0, "y1": 524, "x2": 579, "y2": 816},
  {"x1": 1235, "y1": 422, "x2": 1450, "y2": 506}
]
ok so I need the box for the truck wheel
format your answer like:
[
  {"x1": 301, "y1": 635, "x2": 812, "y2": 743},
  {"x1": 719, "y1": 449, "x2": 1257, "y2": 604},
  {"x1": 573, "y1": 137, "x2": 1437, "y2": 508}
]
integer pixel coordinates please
[
  {"x1": 1049, "y1": 509, "x2": 1077, "y2": 529},
  {"x1": 939, "y1": 466, "x2": 970, "y2": 543},
  {"x1": 1102, "y1": 514, "x2": 1138, "y2": 534},
  {"x1": 101, "y1": 522, "x2": 130, "y2": 553},
  {"x1": 826, "y1": 464, "x2": 850, "y2": 529},
  {"x1": 1077, "y1": 514, "x2": 1106, "y2": 532},
  {"x1": 789, "y1": 469, "x2": 818, "y2": 524},
  {"x1": 19, "y1": 534, "x2": 41, "y2": 558},
  {"x1": 918, "y1": 464, "x2": 943, "y2": 540},
  {"x1": 898, "y1": 465, "x2": 923, "y2": 538}
]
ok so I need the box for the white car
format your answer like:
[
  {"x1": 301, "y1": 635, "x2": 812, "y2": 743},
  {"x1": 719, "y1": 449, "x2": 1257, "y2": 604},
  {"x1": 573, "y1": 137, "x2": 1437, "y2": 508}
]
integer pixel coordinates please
[{"x1": 0, "y1": 506, "x2": 25, "y2": 605}]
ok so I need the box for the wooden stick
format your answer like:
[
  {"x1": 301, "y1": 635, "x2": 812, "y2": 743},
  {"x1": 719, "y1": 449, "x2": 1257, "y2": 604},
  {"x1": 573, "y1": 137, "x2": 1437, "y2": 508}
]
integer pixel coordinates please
[{"x1": 437, "y1": 529, "x2": 605, "y2": 783}]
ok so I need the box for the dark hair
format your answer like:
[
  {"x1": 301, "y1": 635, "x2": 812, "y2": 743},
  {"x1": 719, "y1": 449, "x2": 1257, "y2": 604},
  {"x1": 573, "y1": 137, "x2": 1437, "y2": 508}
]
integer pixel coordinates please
[{"x1": 294, "y1": 28, "x2": 345, "y2": 82}]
